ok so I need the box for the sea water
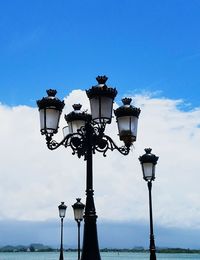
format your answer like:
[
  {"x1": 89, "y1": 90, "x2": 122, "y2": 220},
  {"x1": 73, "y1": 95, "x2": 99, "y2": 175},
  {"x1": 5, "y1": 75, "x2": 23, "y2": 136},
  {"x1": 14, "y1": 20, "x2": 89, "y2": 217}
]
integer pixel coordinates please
[{"x1": 0, "y1": 252, "x2": 200, "y2": 260}]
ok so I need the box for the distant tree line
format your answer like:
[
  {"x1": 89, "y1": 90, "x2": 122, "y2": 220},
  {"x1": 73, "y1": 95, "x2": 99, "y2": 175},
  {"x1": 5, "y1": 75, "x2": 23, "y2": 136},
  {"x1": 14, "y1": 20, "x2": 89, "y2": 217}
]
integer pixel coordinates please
[
  {"x1": 0, "y1": 243, "x2": 54, "y2": 252},
  {"x1": 0, "y1": 245, "x2": 200, "y2": 254}
]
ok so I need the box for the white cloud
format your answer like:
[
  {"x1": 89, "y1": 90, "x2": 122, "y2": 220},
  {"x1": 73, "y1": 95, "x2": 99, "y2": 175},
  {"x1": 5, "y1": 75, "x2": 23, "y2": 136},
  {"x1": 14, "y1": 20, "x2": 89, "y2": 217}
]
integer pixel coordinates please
[{"x1": 0, "y1": 90, "x2": 200, "y2": 231}]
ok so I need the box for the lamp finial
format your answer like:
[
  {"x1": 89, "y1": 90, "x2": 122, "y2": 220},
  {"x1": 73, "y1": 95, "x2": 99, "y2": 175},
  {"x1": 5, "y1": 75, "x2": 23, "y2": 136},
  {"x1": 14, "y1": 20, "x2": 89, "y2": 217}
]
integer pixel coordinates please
[
  {"x1": 145, "y1": 148, "x2": 152, "y2": 154},
  {"x1": 47, "y1": 89, "x2": 57, "y2": 97},
  {"x1": 96, "y1": 75, "x2": 108, "y2": 85}
]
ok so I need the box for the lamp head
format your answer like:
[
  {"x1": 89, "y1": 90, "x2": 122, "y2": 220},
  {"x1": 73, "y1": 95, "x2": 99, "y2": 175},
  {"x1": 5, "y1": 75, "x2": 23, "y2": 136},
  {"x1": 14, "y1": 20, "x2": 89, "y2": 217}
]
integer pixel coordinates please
[
  {"x1": 37, "y1": 89, "x2": 65, "y2": 135},
  {"x1": 86, "y1": 76, "x2": 117, "y2": 126},
  {"x1": 58, "y1": 202, "x2": 67, "y2": 218},
  {"x1": 139, "y1": 148, "x2": 159, "y2": 181},
  {"x1": 114, "y1": 98, "x2": 141, "y2": 147},
  {"x1": 72, "y1": 198, "x2": 85, "y2": 222}
]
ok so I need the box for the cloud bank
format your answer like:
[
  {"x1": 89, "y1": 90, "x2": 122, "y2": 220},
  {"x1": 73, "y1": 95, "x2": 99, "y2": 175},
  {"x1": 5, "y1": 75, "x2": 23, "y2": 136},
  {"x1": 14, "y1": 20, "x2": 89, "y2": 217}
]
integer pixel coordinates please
[{"x1": 0, "y1": 90, "x2": 200, "y2": 234}]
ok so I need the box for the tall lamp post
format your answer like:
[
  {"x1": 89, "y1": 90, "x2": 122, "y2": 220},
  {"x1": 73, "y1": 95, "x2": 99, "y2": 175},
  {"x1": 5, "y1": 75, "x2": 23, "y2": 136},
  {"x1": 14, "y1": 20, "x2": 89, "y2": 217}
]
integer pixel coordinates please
[
  {"x1": 58, "y1": 202, "x2": 67, "y2": 260},
  {"x1": 37, "y1": 76, "x2": 141, "y2": 260},
  {"x1": 139, "y1": 148, "x2": 159, "y2": 260},
  {"x1": 72, "y1": 198, "x2": 85, "y2": 260}
]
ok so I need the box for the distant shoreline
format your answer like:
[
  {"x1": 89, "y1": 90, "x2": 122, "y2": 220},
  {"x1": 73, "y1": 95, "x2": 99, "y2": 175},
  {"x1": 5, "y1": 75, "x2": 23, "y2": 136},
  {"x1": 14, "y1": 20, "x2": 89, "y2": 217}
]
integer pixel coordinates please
[
  {"x1": 0, "y1": 244, "x2": 200, "y2": 254},
  {"x1": 101, "y1": 248, "x2": 200, "y2": 254}
]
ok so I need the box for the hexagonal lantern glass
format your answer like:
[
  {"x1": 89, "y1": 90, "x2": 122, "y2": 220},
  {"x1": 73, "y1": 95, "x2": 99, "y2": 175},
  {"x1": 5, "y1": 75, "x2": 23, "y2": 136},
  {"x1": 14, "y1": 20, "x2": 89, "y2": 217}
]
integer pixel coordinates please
[
  {"x1": 141, "y1": 162, "x2": 156, "y2": 181},
  {"x1": 68, "y1": 119, "x2": 86, "y2": 134},
  {"x1": 62, "y1": 126, "x2": 69, "y2": 137},
  {"x1": 39, "y1": 108, "x2": 61, "y2": 134},
  {"x1": 117, "y1": 115, "x2": 139, "y2": 141}
]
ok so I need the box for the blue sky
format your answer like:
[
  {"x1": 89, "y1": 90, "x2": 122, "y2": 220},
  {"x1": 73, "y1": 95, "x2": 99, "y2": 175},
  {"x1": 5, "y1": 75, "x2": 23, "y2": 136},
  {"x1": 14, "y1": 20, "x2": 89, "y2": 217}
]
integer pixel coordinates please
[
  {"x1": 1, "y1": 0, "x2": 200, "y2": 107},
  {"x1": 1, "y1": 0, "x2": 200, "y2": 249}
]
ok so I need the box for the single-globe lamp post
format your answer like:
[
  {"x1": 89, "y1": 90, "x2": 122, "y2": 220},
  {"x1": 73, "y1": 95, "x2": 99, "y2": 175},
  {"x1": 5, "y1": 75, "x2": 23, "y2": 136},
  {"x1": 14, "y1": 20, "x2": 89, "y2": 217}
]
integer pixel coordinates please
[
  {"x1": 139, "y1": 148, "x2": 159, "y2": 260},
  {"x1": 58, "y1": 202, "x2": 67, "y2": 260},
  {"x1": 72, "y1": 198, "x2": 85, "y2": 260},
  {"x1": 37, "y1": 76, "x2": 141, "y2": 260}
]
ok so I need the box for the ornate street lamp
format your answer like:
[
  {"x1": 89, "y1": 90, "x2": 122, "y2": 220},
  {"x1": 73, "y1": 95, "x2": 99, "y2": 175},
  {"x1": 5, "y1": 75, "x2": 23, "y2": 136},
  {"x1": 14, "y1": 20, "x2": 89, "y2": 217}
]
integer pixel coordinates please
[
  {"x1": 58, "y1": 202, "x2": 67, "y2": 260},
  {"x1": 114, "y1": 97, "x2": 141, "y2": 147},
  {"x1": 37, "y1": 76, "x2": 141, "y2": 260},
  {"x1": 139, "y1": 148, "x2": 159, "y2": 260},
  {"x1": 72, "y1": 198, "x2": 85, "y2": 260}
]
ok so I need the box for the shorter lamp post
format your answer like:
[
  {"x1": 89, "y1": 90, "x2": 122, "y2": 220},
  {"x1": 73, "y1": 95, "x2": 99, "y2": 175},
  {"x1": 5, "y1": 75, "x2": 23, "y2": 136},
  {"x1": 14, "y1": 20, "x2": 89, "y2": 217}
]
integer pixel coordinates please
[
  {"x1": 58, "y1": 202, "x2": 67, "y2": 260},
  {"x1": 72, "y1": 198, "x2": 85, "y2": 260},
  {"x1": 139, "y1": 148, "x2": 159, "y2": 260}
]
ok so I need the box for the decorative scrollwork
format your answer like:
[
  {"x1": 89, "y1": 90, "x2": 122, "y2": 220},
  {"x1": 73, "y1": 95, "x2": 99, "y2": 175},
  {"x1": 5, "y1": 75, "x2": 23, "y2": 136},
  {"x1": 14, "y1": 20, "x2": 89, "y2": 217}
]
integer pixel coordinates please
[
  {"x1": 94, "y1": 134, "x2": 130, "y2": 156},
  {"x1": 69, "y1": 135, "x2": 86, "y2": 158},
  {"x1": 44, "y1": 123, "x2": 130, "y2": 159},
  {"x1": 46, "y1": 135, "x2": 61, "y2": 150}
]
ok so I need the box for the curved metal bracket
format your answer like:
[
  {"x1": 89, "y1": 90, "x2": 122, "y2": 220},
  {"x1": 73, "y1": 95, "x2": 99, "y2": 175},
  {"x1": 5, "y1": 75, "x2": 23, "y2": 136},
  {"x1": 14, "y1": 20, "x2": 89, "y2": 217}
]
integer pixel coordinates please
[
  {"x1": 44, "y1": 125, "x2": 130, "y2": 159},
  {"x1": 94, "y1": 134, "x2": 130, "y2": 156}
]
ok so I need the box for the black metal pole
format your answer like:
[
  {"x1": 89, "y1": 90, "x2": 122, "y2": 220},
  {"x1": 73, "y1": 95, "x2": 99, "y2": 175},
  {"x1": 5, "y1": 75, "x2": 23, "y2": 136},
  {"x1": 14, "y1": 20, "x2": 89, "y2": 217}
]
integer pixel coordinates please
[
  {"x1": 81, "y1": 123, "x2": 101, "y2": 260},
  {"x1": 59, "y1": 217, "x2": 64, "y2": 260},
  {"x1": 77, "y1": 221, "x2": 81, "y2": 260},
  {"x1": 147, "y1": 181, "x2": 156, "y2": 260}
]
